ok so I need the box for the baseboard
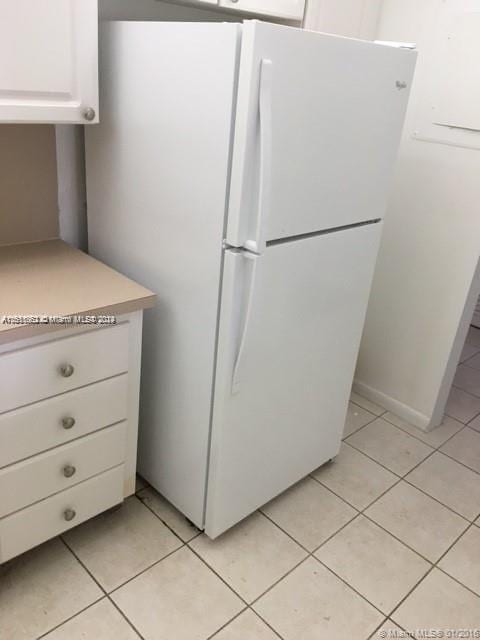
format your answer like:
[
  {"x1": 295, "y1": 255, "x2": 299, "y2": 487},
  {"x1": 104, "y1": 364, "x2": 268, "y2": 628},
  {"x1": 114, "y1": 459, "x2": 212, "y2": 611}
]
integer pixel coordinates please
[{"x1": 352, "y1": 379, "x2": 432, "y2": 431}]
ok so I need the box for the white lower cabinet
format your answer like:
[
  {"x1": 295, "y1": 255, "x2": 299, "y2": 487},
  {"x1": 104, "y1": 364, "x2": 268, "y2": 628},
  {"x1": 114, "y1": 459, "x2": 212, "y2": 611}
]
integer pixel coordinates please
[
  {"x1": 0, "y1": 466, "x2": 124, "y2": 563},
  {"x1": 0, "y1": 422, "x2": 126, "y2": 518},
  {"x1": 0, "y1": 312, "x2": 143, "y2": 563}
]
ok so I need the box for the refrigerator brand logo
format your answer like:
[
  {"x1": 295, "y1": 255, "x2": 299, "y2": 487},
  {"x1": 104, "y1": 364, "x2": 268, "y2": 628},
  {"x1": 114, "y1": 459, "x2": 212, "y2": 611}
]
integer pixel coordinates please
[{"x1": 396, "y1": 80, "x2": 408, "y2": 90}]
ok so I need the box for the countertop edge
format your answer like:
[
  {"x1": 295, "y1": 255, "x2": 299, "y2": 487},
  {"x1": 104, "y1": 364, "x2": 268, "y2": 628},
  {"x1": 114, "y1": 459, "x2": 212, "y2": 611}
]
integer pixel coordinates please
[{"x1": 0, "y1": 295, "x2": 156, "y2": 346}]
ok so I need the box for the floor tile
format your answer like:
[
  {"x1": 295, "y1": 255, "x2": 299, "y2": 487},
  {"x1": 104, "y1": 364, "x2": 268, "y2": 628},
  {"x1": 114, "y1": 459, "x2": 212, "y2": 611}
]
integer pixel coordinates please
[
  {"x1": 466, "y1": 326, "x2": 480, "y2": 347},
  {"x1": 315, "y1": 516, "x2": 429, "y2": 614},
  {"x1": 445, "y1": 386, "x2": 480, "y2": 423},
  {"x1": 365, "y1": 482, "x2": 468, "y2": 562},
  {"x1": 190, "y1": 511, "x2": 306, "y2": 602},
  {"x1": 313, "y1": 443, "x2": 397, "y2": 510},
  {"x1": 63, "y1": 496, "x2": 182, "y2": 591},
  {"x1": 42, "y1": 598, "x2": 140, "y2": 639},
  {"x1": 350, "y1": 392, "x2": 386, "y2": 416},
  {"x1": 438, "y1": 526, "x2": 480, "y2": 596},
  {"x1": 462, "y1": 347, "x2": 480, "y2": 367},
  {"x1": 393, "y1": 569, "x2": 480, "y2": 633},
  {"x1": 254, "y1": 557, "x2": 383, "y2": 640},
  {"x1": 0, "y1": 538, "x2": 102, "y2": 640},
  {"x1": 346, "y1": 418, "x2": 433, "y2": 476},
  {"x1": 137, "y1": 486, "x2": 200, "y2": 542},
  {"x1": 441, "y1": 427, "x2": 480, "y2": 473},
  {"x1": 406, "y1": 451, "x2": 480, "y2": 521},
  {"x1": 262, "y1": 477, "x2": 356, "y2": 551},
  {"x1": 211, "y1": 609, "x2": 279, "y2": 639},
  {"x1": 460, "y1": 342, "x2": 480, "y2": 363},
  {"x1": 112, "y1": 546, "x2": 243, "y2": 640},
  {"x1": 383, "y1": 413, "x2": 463, "y2": 449},
  {"x1": 453, "y1": 364, "x2": 480, "y2": 397},
  {"x1": 468, "y1": 412, "x2": 480, "y2": 432},
  {"x1": 369, "y1": 620, "x2": 405, "y2": 639},
  {"x1": 343, "y1": 402, "x2": 377, "y2": 438}
]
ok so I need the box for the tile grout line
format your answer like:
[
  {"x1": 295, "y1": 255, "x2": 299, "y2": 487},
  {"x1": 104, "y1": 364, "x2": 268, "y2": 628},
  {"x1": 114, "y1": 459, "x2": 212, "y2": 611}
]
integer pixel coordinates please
[
  {"x1": 35, "y1": 395, "x2": 477, "y2": 640},
  {"x1": 252, "y1": 393, "x2": 480, "y2": 632},
  {"x1": 204, "y1": 607, "x2": 249, "y2": 640},
  {"x1": 133, "y1": 408, "x2": 477, "y2": 636},
  {"x1": 308, "y1": 451, "x2": 468, "y2": 526},
  {"x1": 107, "y1": 597, "x2": 146, "y2": 640},
  {"x1": 342, "y1": 407, "x2": 383, "y2": 440},
  {"x1": 247, "y1": 508, "x2": 398, "y2": 624},
  {"x1": 380, "y1": 413, "x2": 463, "y2": 448},
  {"x1": 35, "y1": 595, "x2": 106, "y2": 640},
  {"x1": 58, "y1": 536, "x2": 147, "y2": 640},
  {"x1": 365, "y1": 405, "x2": 480, "y2": 623},
  {"x1": 136, "y1": 489, "x2": 203, "y2": 544},
  {"x1": 387, "y1": 520, "x2": 480, "y2": 626},
  {"x1": 344, "y1": 419, "x2": 480, "y2": 496}
]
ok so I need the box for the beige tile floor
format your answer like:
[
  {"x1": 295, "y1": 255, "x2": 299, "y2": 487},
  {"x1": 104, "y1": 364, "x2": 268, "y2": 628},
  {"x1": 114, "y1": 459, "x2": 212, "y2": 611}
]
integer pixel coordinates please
[{"x1": 3, "y1": 329, "x2": 480, "y2": 639}]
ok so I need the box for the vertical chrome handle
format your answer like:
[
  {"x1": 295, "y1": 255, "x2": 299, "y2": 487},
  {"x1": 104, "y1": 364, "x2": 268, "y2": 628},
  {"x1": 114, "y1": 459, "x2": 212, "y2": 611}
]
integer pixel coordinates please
[
  {"x1": 244, "y1": 59, "x2": 273, "y2": 255},
  {"x1": 231, "y1": 252, "x2": 259, "y2": 394}
]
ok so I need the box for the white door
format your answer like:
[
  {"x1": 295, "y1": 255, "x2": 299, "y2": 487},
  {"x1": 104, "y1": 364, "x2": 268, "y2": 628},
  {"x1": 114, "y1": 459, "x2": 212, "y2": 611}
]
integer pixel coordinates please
[
  {"x1": 227, "y1": 21, "x2": 416, "y2": 248},
  {"x1": 206, "y1": 222, "x2": 382, "y2": 537},
  {"x1": 0, "y1": 0, "x2": 98, "y2": 123}
]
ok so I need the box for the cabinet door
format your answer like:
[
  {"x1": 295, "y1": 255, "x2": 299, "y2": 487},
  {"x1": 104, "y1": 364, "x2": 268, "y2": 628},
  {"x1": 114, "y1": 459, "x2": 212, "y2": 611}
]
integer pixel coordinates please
[
  {"x1": 0, "y1": 0, "x2": 98, "y2": 123},
  {"x1": 219, "y1": 0, "x2": 304, "y2": 20}
]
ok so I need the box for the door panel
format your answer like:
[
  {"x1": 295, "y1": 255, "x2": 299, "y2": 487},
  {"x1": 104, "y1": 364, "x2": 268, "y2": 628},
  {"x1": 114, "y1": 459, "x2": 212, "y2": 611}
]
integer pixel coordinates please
[
  {"x1": 0, "y1": 0, "x2": 98, "y2": 123},
  {"x1": 206, "y1": 223, "x2": 382, "y2": 537},
  {"x1": 227, "y1": 21, "x2": 416, "y2": 246}
]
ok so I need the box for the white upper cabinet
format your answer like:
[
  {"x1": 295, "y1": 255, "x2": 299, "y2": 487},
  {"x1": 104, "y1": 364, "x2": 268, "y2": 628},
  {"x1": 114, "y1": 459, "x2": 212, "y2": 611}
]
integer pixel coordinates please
[
  {"x1": 0, "y1": 0, "x2": 98, "y2": 124},
  {"x1": 218, "y1": 0, "x2": 304, "y2": 20}
]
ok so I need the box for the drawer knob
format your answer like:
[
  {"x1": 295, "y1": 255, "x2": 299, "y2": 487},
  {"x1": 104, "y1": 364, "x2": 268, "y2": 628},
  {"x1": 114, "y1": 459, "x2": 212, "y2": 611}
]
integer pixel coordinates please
[
  {"x1": 59, "y1": 364, "x2": 75, "y2": 378},
  {"x1": 61, "y1": 416, "x2": 76, "y2": 430},
  {"x1": 63, "y1": 465, "x2": 76, "y2": 478},
  {"x1": 63, "y1": 508, "x2": 76, "y2": 522}
]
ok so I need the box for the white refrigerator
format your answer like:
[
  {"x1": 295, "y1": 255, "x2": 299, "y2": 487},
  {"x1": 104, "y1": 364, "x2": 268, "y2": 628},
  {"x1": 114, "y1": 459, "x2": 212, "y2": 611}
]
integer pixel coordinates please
[{"x1": 86, "y1": 20, "x2": 416, "y2": 537}]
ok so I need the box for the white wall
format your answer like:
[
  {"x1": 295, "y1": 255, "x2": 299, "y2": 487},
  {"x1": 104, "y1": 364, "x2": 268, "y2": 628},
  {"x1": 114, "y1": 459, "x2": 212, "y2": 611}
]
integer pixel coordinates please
[
  {"x1": 0, "y1": 125, "x2": 58, "y2": 246},
  {"x1": 303, "y1": 0, "x2": 382, "y2": 39},
  {"x1": 354, "y1": 0, "x2": 480, "y2": 428}
]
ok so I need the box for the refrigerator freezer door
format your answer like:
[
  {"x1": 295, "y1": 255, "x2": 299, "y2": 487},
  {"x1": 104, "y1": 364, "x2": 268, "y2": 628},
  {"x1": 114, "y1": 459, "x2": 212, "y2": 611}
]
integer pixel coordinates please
[
  {"x1": 226, "y1": 21, "x2": 416, "y2": 248},
  {"x1": 206, "y1": 222, "x2": 382, "y2": 537}
]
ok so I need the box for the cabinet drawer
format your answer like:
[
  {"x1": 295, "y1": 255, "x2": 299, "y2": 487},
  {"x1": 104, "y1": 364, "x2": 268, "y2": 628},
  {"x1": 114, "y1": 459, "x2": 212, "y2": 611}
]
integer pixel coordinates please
[
  {"x1": 0, "y1": 465, "x2": 124, "y2": 563},
  {"x1": 0, "y1": 375, "x2": 128, "y2": 468},
  {"x1": 0, "y1": 323, "x2": 129, "y2": 414},
  {"x1": 0, "y1": 422, "x2": 126, "y2": 518}
]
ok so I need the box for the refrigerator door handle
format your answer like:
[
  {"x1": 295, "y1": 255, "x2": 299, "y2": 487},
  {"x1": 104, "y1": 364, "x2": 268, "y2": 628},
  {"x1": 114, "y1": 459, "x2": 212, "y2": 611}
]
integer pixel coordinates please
[
  {"x1": 231, "y1": 251, "x2": 259, "y2": 394},
  {"x1": 244, "y1": 59, "x2": 273, "y2": 256}
]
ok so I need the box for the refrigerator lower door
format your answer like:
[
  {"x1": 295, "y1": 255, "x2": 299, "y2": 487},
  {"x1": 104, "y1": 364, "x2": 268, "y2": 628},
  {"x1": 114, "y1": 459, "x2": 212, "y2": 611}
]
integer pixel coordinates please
[
  {"x1": 226, "y1": 20, "x2": 416, "y2": 249},
  {"x1": 206, "y1": 222, "x2": 382, "y2": 537}
]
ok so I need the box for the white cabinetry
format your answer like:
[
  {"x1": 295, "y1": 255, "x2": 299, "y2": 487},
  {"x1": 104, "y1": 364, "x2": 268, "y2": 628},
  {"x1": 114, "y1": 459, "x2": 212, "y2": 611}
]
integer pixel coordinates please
[
  {"x1": 0, "y1": 312, "x2": 143, "y2": 563},
  {"x1": 0, "y1": 0, "x2": 98, "y2": 123},
  {"x1": 218, "y1": 0, "x2": 304, "y2": 20},
  {"x1": 99, "y1": 0, "x2": 305, "y2": 23}
]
